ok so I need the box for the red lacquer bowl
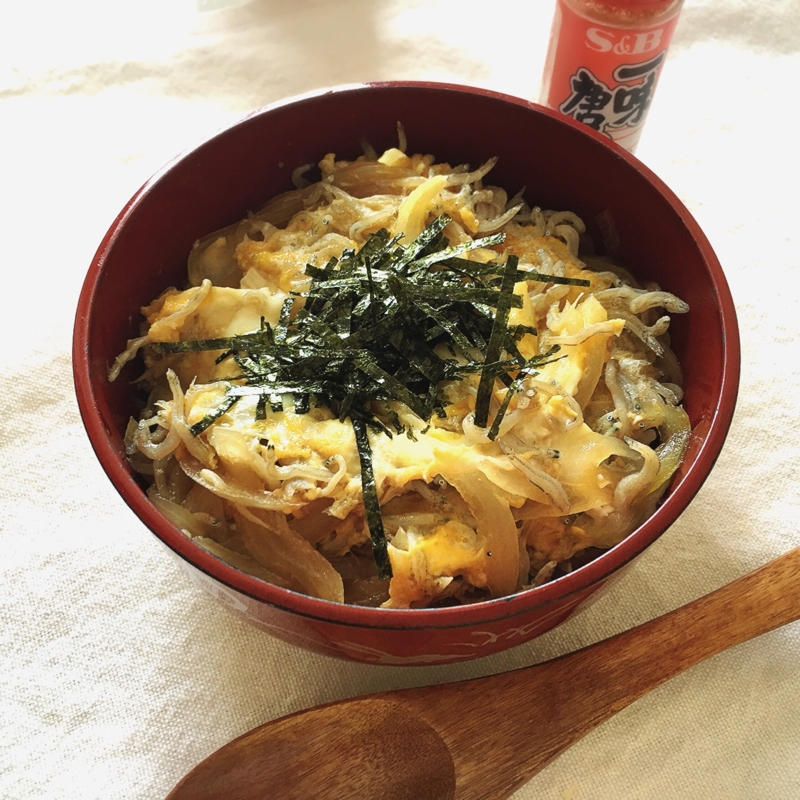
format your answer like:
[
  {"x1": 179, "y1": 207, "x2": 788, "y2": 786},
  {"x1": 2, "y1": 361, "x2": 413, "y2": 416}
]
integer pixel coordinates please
[{"x1": 73, "y1": 82, "x2": 739, "y2": 665}]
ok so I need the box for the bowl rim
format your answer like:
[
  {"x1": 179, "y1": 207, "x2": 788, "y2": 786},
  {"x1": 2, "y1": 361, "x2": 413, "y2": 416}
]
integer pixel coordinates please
[{"x1": 73, "y1": 80, "x2": 741, "y2": 632}]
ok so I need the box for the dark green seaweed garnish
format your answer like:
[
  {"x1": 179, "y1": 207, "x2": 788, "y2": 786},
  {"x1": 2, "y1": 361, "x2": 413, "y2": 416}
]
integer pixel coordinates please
[
  {"x1": 154, "y1": 214, "x2": 586, "y2": 578},
  {"x1": 352, "y1": 419, "x2": 391, "y2": 580}
]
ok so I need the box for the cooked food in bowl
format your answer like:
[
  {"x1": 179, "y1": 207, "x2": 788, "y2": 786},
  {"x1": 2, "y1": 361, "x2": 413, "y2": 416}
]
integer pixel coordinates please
[{"x1": 109, "y1": 143, "x2": 690, "y2": 609}]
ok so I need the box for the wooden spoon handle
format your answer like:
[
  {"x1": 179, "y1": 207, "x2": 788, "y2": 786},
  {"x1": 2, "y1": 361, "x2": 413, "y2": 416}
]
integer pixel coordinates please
[
  {"x1": 403, "y1": 547, "x2": 800, "y2": 799},
  {"x1": 167, "y1": 549, "x2": 800, "y2": 800}
]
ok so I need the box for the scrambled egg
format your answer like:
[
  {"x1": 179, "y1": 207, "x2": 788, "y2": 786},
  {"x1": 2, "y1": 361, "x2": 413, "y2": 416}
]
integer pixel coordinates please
[{"x1": 118, "y1": 148, "x2": 690, "y2": 608}]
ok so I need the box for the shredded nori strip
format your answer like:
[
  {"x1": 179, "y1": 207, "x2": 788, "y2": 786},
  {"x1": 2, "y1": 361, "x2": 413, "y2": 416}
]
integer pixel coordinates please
[
  {"x1": 153, "y1": 214, "x2": 588, "y2": 578},
  {"x1": 473, "y1": 254, "x2": 521, "y2": 428},
  {"x1": 485, "y1": 346, "x2": 563, "y2": 441},
  {"x1": 352, "y1": 420, "x2": 392, "y2": 580}
]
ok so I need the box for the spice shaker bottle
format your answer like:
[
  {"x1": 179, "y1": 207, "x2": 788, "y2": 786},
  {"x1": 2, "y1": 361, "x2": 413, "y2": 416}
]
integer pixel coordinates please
[{"x1": 541, "y1": 0, "x2": 684, "y2": 152}]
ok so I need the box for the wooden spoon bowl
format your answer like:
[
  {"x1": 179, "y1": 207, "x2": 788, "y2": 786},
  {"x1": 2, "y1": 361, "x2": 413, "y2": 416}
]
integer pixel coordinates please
[{"x1": 167, "y1": 548, "x2": 800, "y2": 799}]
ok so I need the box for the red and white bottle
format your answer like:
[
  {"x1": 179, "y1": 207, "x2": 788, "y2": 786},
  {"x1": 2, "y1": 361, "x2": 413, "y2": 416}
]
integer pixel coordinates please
[{"x1": 541, "y1": 0, "x2": 684, "y2": 153}]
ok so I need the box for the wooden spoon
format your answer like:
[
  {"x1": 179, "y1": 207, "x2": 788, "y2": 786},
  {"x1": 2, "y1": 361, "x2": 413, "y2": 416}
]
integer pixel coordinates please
[{"x1": 167, "y1": 547, "x2": 800, "y2": 800}]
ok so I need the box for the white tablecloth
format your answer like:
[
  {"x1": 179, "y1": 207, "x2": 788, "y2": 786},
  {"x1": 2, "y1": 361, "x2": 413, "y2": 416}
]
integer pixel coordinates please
[{"x1": 3, "y1": 1, "x2": 799, "y2": 797}]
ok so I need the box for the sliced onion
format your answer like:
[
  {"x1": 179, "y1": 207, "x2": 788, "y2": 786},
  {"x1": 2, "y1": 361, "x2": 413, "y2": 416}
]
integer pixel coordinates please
[
  {"x1": 435, "y1": 456, "x2": 521, "y2": 598},
  {"x1": 148, "y1": 280, "x2": 212, "y2": 341},
  {"x1": 236, "y1": 505, "x2": 344, "y2": 603},
  {"x1": 650, "y1": 405, "x2": 691, "y2": 495},
  {"x1": 192, "y1": 536, "x2": 300, "y2": 591},
  {"x1": 330, "y1": 161, "x2": 422, "y2": 198},
  {"x1": 149, "y1": 492, "x2": 213, "y2": 539},
  {"x1": 531, "y1": 560, "x2": 558, "y2": 587},
  {"x1": 166, "y1": 370, "x2": 217, "y2": 469}
]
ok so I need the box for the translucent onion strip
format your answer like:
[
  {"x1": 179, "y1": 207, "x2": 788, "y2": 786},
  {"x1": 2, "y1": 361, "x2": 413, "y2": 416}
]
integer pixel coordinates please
[
  {"x1": 166, "y1": 370, "x2": 218, "y2": 469},
  {"x1": 236, "y1": 506, "x2": 344, "y2": 603},
  {"x1": 148, "y1": 279, "x2": 212, "y2": 340}
]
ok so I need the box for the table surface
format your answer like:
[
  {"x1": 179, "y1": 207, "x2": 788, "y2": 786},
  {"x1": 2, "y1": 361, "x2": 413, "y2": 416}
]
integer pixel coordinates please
[{"x1": 3, "y1": 1, "x2": 799, "y2": 798}]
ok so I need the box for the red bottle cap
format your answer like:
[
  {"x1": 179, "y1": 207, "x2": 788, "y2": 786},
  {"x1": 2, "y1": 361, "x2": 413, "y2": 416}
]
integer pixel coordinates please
[
  {"x1": 591, "y1": 0, "x2": 675, "y2": 9},
  {"x1": 588, "y1": 0, "x2": 677, "y2": 8}
]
